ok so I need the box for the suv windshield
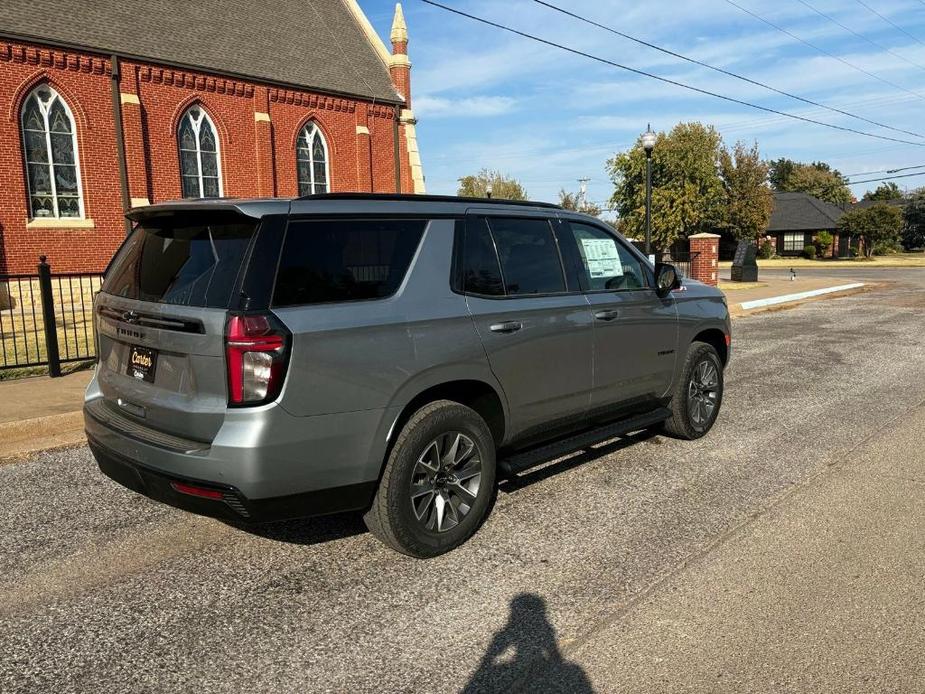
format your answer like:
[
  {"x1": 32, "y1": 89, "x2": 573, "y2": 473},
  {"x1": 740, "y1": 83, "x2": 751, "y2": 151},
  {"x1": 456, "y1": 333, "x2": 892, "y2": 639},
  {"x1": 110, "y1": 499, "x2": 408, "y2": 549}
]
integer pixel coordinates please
[{"x1": 102, "y1": 213, "x2": 258, "y2": 308}]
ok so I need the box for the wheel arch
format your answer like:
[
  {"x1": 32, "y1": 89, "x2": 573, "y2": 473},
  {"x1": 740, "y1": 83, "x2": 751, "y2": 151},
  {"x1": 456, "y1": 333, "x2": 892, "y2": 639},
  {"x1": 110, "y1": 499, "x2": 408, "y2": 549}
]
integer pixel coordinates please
[
  {"x1": 692, "y1": 327, "x2": 729, "y2": 366},
  {"x1": 386, "y1": 379, "x2": 507, "y2": 450}
]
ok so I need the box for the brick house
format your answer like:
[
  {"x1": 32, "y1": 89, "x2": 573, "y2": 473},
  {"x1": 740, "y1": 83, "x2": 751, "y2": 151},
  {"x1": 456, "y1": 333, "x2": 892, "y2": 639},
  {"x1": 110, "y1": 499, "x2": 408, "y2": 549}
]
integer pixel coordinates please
[
  {"x1": 765, "y1": 192, "x2": 845, "y2": 257},
  {"x1": 0, "y1": 0, "x2": 424, "y2": 274}
]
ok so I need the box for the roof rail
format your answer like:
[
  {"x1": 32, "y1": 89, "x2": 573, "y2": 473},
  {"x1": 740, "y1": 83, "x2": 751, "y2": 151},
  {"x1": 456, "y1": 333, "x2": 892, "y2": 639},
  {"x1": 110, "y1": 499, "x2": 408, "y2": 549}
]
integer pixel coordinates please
[{"x1": 294, "y1": 192, "x2": 562, "y2": 209}]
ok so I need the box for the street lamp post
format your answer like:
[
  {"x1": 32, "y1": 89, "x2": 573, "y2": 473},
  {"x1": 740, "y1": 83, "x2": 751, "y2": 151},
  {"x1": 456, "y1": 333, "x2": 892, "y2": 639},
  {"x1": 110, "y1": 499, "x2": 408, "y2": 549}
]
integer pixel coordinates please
[{"x1": 641, "y1": 124, "x2": 657, "y2": 259}]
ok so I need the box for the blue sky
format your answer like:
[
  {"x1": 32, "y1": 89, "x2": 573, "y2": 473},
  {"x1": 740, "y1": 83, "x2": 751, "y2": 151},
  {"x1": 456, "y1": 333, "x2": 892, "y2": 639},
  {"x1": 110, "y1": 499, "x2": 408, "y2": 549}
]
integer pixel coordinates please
[{"x1": 363, "y1": 0, "x2": 925, "y2": 210}]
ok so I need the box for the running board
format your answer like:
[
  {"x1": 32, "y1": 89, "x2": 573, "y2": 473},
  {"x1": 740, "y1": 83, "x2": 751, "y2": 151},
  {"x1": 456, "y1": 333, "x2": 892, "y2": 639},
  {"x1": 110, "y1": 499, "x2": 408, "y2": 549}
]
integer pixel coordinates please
[{"x1": 498, "y1": 407, "x2": 671, "y2": 477}]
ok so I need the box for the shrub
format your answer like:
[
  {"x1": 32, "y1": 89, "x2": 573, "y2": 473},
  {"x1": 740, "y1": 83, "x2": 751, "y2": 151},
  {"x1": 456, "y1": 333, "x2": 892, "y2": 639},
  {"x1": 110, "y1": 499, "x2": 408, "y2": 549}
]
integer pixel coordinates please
[
  {"x1": 872, "y1": 240, "x2": 901, "y2": 255},
  {"x1": 758, "y1": 239, "x2": 775, "y2": 259},
  {"x1": 803, "y1": 245, "x2": 816, "y2": 259},
  {"x1": 814, "y1": 230, "x2": 833, "y2": 258}
]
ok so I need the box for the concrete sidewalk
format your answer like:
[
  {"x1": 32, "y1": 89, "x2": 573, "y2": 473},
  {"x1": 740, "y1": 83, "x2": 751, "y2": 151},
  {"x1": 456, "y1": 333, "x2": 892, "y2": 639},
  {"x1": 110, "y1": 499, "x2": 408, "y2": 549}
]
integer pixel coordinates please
[
  {"x1": 548, "y1": 402, "x2": 925, "y2": 692},
  {"x1": 720, "y1": 275, "x2": 868, "y2": 317},
  {"x1": 0, "y1": 369, "x2": 93, "y2": 460}
]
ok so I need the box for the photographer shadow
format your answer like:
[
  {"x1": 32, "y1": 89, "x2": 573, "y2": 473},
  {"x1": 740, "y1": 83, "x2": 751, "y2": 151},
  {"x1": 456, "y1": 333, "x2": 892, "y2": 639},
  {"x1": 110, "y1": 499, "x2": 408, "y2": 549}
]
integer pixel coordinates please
[{"x1": 463, "y1": 593, "x2": 594, "y2": 693}]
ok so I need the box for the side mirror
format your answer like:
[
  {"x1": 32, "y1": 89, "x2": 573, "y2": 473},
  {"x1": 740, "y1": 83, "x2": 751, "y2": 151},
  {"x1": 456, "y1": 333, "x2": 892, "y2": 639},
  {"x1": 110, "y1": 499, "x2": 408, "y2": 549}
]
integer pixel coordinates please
[{"x1": 655, "y1": 263, "x2": 680, "y2": 298}]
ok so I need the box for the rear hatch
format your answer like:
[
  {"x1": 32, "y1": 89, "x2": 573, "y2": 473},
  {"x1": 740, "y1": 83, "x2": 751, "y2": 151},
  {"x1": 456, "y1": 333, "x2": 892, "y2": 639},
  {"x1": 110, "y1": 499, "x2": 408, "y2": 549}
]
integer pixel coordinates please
[{"x1": 94, "y1": 209, "x2": 262, "y2": 443}]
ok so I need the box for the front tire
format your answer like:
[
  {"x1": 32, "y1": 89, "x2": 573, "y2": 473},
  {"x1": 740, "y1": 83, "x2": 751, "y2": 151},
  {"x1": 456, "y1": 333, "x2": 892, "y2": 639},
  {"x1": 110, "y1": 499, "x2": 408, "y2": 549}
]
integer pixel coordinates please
[
  {"x1": 364, "y1": 400, "x2": 496, "y2": 558},
  {"x1": 662, "y1": 341, "x2": 724, "y2": 440}
]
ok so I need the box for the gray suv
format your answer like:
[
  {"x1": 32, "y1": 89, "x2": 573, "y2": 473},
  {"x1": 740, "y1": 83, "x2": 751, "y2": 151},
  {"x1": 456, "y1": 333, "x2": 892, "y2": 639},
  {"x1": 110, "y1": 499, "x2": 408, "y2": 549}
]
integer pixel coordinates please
[{"x1": 85, "y1": 194, "x2": 730, "y2": 557}]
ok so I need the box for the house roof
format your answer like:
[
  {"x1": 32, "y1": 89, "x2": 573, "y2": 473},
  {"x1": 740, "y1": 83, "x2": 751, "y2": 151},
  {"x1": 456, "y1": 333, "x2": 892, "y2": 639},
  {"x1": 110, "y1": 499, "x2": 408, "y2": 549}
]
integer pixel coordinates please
[
  {"x1": 767, "y1": 192, "x2": 845, "y2": 232},
  {"x1": 0, "y1": 0, "x2": 401, "y2": 103},
  {"x1": 851, "y1": 197, "x2": 907, "y2": 210}
]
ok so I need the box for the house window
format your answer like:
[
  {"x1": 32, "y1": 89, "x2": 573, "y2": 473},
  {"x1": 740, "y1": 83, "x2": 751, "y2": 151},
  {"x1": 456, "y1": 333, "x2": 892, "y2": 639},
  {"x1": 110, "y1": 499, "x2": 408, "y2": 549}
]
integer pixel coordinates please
[
  {"x1": 782, "y1": 232, "x2": 805, "y2": 252},
  {"x1": 21, "y1": 85, "x2": 84, "y2": 219},
  {"x1": 296, "y1": 122, "x2": 329, "y2": 195},
  {"x1": 178, "y1": 106, "x2": 222, "y2": 198}
]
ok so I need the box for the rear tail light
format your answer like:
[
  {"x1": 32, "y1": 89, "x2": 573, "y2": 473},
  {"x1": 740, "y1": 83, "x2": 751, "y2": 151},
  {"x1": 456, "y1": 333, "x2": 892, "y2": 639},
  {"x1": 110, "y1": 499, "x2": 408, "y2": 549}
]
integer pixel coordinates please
[{"x1": 225, "y1": 313, "x2": 290, "y2": 406}]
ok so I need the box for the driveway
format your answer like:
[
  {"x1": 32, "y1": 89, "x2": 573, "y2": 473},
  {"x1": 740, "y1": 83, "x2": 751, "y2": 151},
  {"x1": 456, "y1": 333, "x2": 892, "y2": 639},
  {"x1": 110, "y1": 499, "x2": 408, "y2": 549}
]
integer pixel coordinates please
[{"x1": 2, "y1": 270, "x2": 924, "y2": 692}]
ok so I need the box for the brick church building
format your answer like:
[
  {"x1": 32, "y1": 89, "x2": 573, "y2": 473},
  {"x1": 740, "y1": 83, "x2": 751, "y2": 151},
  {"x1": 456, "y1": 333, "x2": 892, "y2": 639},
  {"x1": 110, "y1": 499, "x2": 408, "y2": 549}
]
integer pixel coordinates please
[{"x1": 0, "y1": 0, "x2": 424, "y2": 274}]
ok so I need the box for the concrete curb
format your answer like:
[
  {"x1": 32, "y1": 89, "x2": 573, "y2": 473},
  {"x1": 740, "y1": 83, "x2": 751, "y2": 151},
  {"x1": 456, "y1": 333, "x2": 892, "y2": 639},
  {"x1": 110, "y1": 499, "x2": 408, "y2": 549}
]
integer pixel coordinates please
[
  {"x1": 739, "y1": 283, "x2": 865, "y2": 311},
  {"x1": 0, "y1": 411, "x2": 86, "y2": 462}
]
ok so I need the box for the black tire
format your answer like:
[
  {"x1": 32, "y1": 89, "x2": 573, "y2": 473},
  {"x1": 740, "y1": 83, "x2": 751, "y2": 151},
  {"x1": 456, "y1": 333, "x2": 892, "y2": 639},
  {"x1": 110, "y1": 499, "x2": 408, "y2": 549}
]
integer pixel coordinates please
[
  {"x1": 364, "y1": 400, "x2": 496, "y2": 558},
  {"x1": 661, "y1": 341, "x2": 724, "y2": 440}
]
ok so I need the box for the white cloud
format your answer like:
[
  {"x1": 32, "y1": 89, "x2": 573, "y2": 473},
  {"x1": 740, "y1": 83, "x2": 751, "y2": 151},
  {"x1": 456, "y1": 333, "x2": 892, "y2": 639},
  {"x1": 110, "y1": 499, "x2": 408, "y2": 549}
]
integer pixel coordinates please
[{"x1": 414, "y1": 95, "x2": 518, "y2": 117}]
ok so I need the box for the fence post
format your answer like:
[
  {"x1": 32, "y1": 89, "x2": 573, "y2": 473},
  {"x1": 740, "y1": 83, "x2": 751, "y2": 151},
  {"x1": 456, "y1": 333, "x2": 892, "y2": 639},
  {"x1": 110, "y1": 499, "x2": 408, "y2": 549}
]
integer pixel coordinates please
[{"x1": 37, "y1": 255, "x2": 61, "y2": 377}]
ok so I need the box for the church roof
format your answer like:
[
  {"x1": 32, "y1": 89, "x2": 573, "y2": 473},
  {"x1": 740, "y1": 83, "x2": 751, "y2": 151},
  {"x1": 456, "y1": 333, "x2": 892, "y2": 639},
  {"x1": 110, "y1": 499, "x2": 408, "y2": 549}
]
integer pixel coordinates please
[{"x1": 0, "y1": 0, "x2": 401, "y2": 103}]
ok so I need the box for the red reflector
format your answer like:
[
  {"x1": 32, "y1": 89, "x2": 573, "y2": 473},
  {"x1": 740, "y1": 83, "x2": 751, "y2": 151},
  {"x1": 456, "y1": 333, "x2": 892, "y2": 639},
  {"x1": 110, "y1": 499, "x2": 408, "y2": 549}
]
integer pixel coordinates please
[
  {"x1": 170, "y1": 481, "x2": 225, "y2": 500},
  {"x1": 724, "y1": 333, "x2": 731, "y2": 346}
]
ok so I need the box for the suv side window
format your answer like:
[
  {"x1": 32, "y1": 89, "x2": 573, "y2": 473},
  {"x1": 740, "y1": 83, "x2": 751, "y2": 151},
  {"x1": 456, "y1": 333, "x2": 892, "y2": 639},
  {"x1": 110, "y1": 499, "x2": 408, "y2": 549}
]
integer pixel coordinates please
[
  {"x1": 486, "y1": 216, "x2": 566, "y2": 296},
  {"x1": 273, "y1": 218, "x2": 426, "y2": 306},
  {"x1": 461, "y1": 217, "x2": 505, "y2": 296},
  {"x1": 565, "y1": 222, "x2": 648, "y2": 291}
]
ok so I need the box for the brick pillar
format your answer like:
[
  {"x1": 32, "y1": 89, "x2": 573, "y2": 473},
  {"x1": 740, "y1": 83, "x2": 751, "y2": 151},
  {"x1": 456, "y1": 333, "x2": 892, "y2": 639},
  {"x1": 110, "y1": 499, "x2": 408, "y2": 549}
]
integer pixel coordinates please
[
  {"x1": 689, "y1": 233, "x2": 720, "y2": 286},
  {"x1": 253, "y1": 86, "x2": 275, "y2": 197},
  {"x1": 118, "y1": 63, "x2": 150, "y2": 207},
  {"x1": 355, "y1": 103, "x2": 373, "y2": 192}
]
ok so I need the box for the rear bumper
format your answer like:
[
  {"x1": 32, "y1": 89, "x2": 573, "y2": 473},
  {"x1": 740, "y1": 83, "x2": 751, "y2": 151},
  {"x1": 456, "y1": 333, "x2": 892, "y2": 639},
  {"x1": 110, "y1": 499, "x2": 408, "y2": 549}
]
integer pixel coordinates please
[{"x1": 88, "y1": 435, "x2": 376, "y2": 523}]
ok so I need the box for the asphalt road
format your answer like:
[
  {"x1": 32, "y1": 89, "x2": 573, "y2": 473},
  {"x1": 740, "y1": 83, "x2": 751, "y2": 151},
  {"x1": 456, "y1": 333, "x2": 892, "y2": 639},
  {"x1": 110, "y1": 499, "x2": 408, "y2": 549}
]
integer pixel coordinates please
[{"x1": 2, "y1": 268, "x2": 924, "y2": 693}]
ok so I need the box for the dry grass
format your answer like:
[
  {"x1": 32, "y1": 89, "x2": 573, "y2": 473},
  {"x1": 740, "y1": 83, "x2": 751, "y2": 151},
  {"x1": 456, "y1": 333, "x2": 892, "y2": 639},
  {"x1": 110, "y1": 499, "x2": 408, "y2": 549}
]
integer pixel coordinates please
[
  {"x1": 0, "y1": 276, "x2": 101, "y2": 372},
  {"x1": 719, "y1": 252, "x2": 925, "y2": 269},
  {"x1": 718, "y1": 281, "x2": 768, "y2": 291}
]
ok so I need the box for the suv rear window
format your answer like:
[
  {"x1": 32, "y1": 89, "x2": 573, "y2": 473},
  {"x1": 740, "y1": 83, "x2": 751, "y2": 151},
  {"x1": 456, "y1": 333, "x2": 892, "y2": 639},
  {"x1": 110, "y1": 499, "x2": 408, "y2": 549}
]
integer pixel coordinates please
[
  {"x1": 273, "y1": 219, "x2": 427, "y2": 307},
  {"x1": 102, "y1": 213, "x2": 257, "y2": 308}
]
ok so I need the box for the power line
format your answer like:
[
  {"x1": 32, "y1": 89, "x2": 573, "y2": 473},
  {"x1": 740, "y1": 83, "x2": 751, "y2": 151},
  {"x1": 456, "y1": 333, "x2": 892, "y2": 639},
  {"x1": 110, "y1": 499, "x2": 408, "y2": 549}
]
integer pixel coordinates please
[
  {"x1": 844, "y1": 163, "x2": 925, "y2": 177},
  {"x1": 794, "y1": 0, "x2": 925, "y2": 72},
  {"x1": 419, "y1": 0, "x2": 925, "y2": 148},
  {"x1": 723, "y1": 0, "x2": 925, "y2": 102},
  {"x1": 848, "y1": 170, "x2": 925, "y2": 185},
  {"x1": 532, "y1": 0, "x2": 924, "y2": 139},
  {"x1": 854, "y1": 0, "x2": 925, "y2": 46}
]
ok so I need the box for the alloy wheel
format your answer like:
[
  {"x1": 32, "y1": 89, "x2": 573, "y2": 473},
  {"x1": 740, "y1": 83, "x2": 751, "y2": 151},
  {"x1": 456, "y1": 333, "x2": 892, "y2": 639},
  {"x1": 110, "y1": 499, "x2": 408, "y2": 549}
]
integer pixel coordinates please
[
  {"x1": 410, "y1": 432, "x2": 482, "y2": 533},
  {"x1": 687, "y1": 359, "x2": 719, "y2": 430}
]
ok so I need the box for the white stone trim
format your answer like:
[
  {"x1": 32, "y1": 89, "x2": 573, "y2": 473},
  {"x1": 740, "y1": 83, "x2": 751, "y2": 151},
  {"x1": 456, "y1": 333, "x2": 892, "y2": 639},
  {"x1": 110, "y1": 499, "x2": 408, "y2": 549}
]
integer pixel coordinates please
[
  {"x1": 26, "y1": 217, "x2": 95, "y2": 229},
  {"x1": 254, "y1": 112, "x2": 270, "y2": 122},
  {"x1": 389, "y1": 54, "x2": 411, "y2": 69},
  {"x1": 341, "y1": 0, "x2": 392, "y2": 68},
  {"x1": 356, "y1": 125, "x2": 370, "y2": 135},
  {"x1": 402, "y1": 119, "x2": 425, "y2": 194},
  {"x1": 130, "y1": 197, "x2": 150, "y2": 208},
  {"x1": 120, "y1": 92, "x2": 140, "y2": 105}
]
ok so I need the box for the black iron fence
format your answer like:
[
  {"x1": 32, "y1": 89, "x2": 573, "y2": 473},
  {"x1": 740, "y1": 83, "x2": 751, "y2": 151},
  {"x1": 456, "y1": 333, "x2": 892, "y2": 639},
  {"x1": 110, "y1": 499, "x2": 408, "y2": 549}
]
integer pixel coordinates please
[
  {"x1": 655, "y1": 251, "x2": 699, "y2": 279},
  {"x1": 0, "y1": 256, "x2": 103, "y2": 375}
]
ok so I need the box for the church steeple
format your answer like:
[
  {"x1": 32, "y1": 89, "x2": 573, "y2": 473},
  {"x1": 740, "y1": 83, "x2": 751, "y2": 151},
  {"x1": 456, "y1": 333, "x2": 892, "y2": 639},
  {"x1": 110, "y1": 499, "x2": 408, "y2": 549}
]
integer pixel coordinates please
[{"x1": 389, "y1": 3, "x2": 411, "y2": 107}]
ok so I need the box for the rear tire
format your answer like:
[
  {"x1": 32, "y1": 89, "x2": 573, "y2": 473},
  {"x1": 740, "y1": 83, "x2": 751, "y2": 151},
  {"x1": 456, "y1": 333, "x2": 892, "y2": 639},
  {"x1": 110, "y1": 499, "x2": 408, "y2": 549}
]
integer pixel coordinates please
[
  {"x1": 364, "y1": 400, "x2": 496, "y2": 558},
  {"x1": 662, "y1": 341, "x2": 724, "y2": 440}
]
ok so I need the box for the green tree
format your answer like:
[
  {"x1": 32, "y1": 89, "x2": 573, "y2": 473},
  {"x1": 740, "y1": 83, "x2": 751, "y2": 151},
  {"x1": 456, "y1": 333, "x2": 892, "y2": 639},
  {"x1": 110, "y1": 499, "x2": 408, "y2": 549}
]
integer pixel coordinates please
[
  {"x1": 903, "y1": 188, "x2": 925, "y2": 250},
  {"x1": 457, "y1": 169, "x2": 527, "y2": 200},
  {"x1": 768, "y1": 158, "x2": 851, "y2": 206},
  {"x1": 558, "y1": 189, "x2": 603, "y2": 217},
  {"x1": 607, "y1": 122, "x2": 725, "y2": 251},
  {"x1": 767, "y1": 157, "x2": 797, "y2": 191},
  {"x1": 863, "y1": 182, "x2": 903, "y2": 201},
  {"x1": 719, "y1": 140, "x2": 773, "y2": 242},
  {"x1": 837, "y1": 203, "x2": 904, "y2": 257}
]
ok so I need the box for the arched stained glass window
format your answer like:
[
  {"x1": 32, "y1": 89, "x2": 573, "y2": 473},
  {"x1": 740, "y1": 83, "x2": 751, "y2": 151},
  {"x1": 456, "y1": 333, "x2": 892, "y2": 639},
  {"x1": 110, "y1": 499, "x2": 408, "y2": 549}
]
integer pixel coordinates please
[
  {"x1": 21, "y1": 85, "x2": 83, "y2": 219},
  {"x1": 296, "y1": 122, "x2": 329, "y2": 195},
  {"x1": 178, "y1": 106, "x2": 222, "y2": 198}
]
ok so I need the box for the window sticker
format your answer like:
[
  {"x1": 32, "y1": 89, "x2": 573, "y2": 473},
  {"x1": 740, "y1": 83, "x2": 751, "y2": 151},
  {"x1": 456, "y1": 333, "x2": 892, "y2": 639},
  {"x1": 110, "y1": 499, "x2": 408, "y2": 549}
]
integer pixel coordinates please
[{"x1": 580, "y1": 237, "x2": 623, "y2": 278}]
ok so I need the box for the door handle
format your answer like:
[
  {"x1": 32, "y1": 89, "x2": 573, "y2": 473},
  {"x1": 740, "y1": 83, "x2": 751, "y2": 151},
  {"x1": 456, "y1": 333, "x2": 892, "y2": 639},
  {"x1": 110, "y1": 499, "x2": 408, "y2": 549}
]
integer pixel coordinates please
[
  {"x1": 594, "y1": 309, "x2": 620, "y2": 322},
  {"x1": 489, "y1": 321, "x2": 523, "y2": 334}
]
